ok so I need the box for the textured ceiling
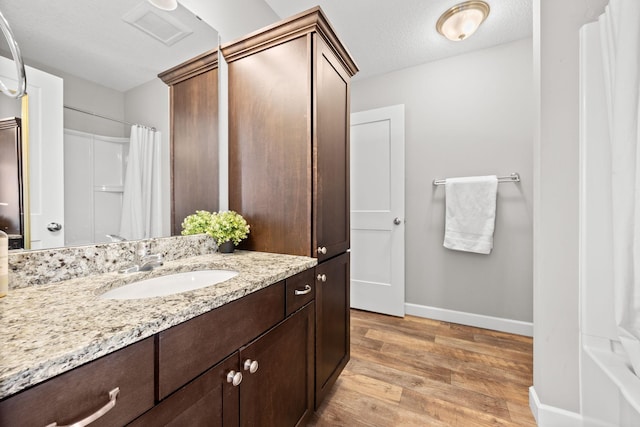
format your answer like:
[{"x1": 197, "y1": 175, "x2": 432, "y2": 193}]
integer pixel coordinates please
[
  {"x1": 265, "y1": 0, "x2": 533, "y2": 80},
  {"x1": 0, "y1": 0, "x2": 532, "y2": 91},
  {"x1": 0, "y1": 0, "x2": 218, "y2": 92}
]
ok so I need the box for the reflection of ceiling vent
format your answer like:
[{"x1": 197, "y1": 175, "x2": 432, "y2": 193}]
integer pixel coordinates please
[{"x1": 123, "y1": 3, "x2": 192, "y2": 46}]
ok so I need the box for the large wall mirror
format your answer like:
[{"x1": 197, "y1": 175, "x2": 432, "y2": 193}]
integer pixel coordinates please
[{"x1": 0, "y1": 0, "x2": 218, "y2": 250}]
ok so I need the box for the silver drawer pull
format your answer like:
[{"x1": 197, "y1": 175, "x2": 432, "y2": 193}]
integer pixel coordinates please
[
  {"x1": 45, "y1": 387, "x2": 120, "y2": 427},
  {"x1": 294, "y1": 284, "x2": 312, "y2": 296}
]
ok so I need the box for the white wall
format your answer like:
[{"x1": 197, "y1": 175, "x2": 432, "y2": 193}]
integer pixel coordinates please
[
  {"x1": 532, "y1": 0, "x2": 608, "y2": 419},
  {"x1": 61, "y1": 72, "x2": 126, "y2": 137},
  {"x1": 351, "y1": 38, "x2": 534, "y2": 328},
  {"x1": 181, "y1": 0, "x2": 278, "y2": 42}
]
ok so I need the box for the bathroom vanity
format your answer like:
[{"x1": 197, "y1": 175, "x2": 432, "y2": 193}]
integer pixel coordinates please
[
  {"x1": 0, "y1": 6, "x2": 356, "y2": 426},
  {"x1": 0, "y1": 249, "x2": 317, "y2": 426}
]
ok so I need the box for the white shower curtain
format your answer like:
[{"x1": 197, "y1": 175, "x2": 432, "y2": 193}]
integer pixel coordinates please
[
  {"x1": 599, "y1": 0, "x2": 640, "y2": 375},
  {"x1": 119, "y1": 125, "x2": 163, "y2": 240}
]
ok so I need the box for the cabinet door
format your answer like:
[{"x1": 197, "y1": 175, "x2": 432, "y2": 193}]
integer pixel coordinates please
[
  {"x1": 313, "y1": 36, "x2": 351, "y2": 261},
  {"x1": 228, "y1": 35, "x2": 312, "y2": 257},
  {"x1": 239, "y1": 303, "x2": 314, "y2": 427},
  {"x1": 315, "y1": 252, "x2": 350, "y2": 408},
  {"x1": 129, "y1": 353, "x2": 240, "y2": 427}
]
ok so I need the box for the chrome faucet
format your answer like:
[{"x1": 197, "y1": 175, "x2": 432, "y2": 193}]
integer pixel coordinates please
[
  {"x1": 119, "y1": 241, "x2": 163, "y2": 273},
  {"x1": 138, "y1": 253, "x2": 164, "y2": 271}
]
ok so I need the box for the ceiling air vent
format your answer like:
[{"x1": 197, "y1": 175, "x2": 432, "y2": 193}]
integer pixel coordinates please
[{"x1": 123, "y1": 2, "x2": 192, "y2": 46}]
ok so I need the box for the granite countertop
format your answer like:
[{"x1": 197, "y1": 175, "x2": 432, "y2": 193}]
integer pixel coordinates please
[{"x1": 0, "y1": 250, "x2": 317, "y2": 400}]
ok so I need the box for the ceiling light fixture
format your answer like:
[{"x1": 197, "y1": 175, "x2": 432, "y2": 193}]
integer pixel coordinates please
[
  {"x1": 436, "y1": 1, "x2": 490, "y2": 42},
  {"x1": 147, "y1": 0, "x2": 178, "y2": 12}
]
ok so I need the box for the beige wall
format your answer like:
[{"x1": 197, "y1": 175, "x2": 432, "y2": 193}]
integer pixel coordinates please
[{"x1": 351, "y1": 38, "x2": 534, "y2": 325}]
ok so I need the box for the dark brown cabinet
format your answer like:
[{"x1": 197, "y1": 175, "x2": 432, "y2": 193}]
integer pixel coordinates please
[
  {"x1": 129, "y1": 353, "x2": 240, "y2": 427},
  {"x1": 223, "y1": 6, "x2": 358, "y2": 262},
  {"x1": 159, "y1": 49, "x2": 219, "y2": 235},
  {"x1": 0, "y1": 338, "x2": 155, "y2": 427},
  {"x1": 222, "y1": 7, "x2": 357, "y2": 409},
  {"x1": 130, "y1": 274, "x2": 314, "y2": 427}
]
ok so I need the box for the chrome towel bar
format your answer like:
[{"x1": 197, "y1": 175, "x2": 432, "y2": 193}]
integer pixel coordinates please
[{"x1": 433, "y1": 172, "x2": 520, "y2": 186}]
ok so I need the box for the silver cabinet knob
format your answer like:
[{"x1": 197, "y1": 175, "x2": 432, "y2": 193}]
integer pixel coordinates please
[
  {"x1": 243, "y1": 359, "x2": 259, "y2": 374},
  {"x1": 393, "y1": 217, "x2": 402, "y2": 225},
  {"x1": 317, "y1": 274, "x2": 327, "y2": 282},
  {"x1": 317, "y1": 246, "x2": 327, "y2": 255},
  {"x1": 226, "y1": 370, "x2": 243, "y2": 386},
  {"x1": 47, "y1": 222, "x2": 62, "y2": 232}
]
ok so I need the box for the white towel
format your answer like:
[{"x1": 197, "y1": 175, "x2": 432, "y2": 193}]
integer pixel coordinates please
[{"x1": 443, "y1": 175, "x2": 498, "y2": 254}]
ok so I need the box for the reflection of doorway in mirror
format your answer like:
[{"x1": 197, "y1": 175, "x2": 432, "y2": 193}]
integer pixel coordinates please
[
  {"x1": 0, "y1": 57, "x2": 64, "y2": 250},
  {"x1": 64, "y1": 129, "x2": 128, "y2": 246}
]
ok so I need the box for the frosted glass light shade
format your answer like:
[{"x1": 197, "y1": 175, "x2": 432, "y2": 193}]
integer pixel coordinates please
[
  {"x1": 147, "y1": 0, "x2": 178, "y2": 11},
  {"x1": 436, "y1": 1, "x2": 490, "y2": 41}
]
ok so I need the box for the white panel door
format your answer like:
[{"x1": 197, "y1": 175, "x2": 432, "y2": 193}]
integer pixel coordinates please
[
  {"x1": 350, "y1": 104, "x2": 405, "y2": 317},
  {"x1": 0, "y1": 58, "x2": 64, "y2": 249}
]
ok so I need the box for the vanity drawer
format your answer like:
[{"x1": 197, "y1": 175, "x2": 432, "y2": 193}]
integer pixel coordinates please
[
  {"x1": 285, "y1": 268, "x2": 315, "y2": 316},
  {"x1": 157, "y1": 281, "x2": 285, "y2": 400},
  {"x1": 0, "y1": 337, "x2": 154, "y2": 427}
]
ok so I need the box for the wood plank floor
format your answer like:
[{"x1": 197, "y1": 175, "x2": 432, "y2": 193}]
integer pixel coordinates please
[{"x1": 308, "y1": 309, "x2": 536, "y2": 426}]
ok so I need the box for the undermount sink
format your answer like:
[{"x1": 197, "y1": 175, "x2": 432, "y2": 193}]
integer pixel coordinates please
[{"x1": 100, "y1": 270, "x2": 239, "y2": 300}]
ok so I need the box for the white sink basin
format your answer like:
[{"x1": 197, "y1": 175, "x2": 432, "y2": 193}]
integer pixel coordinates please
[{"x1": 100, "y1": 270, "x2": 239, "y2": 300}]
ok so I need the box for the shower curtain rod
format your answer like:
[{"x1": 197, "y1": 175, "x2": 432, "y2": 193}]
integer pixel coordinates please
[
  {"x1": 63, "y1": 105, "x2": 156, "y2": 131},
  {"x1": 432, "y1": 172, "x2": 520, "y2": 186}
]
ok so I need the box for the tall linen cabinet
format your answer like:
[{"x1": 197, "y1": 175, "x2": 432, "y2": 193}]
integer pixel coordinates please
[{"x1": 222, "y1": 6, "x2": 358, "y2": 408}]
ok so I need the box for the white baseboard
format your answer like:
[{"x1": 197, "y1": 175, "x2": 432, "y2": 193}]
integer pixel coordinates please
[
  {"x1": 404, "y1": 303, "x2": 533, "y2": 337},
  {"x1": 529, "y1": 386, "x2": 583, "y2": 427}
]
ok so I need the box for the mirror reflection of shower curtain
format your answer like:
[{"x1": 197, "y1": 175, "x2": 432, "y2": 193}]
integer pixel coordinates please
[
  {"x1": 600, "y1": 0, "x2": 640, "y2": 375},
  {"x1": 119, "y1": 125, "x2": 163, "y2": 240}
]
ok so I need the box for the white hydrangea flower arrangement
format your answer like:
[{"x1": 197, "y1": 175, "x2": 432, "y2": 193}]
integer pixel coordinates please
[{"x1": 181, "y1": 210, "x2": 250, "y2": 246}]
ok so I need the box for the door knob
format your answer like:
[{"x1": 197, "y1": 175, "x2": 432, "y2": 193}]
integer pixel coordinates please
[
  {"x1": 393, "y1": 217, "x2": 402, "y2": 225},
  {"x1": 317, "y1": 274, "x2": 327, "y2": 282},
  {"x1": 317, "y1": 246, "x2": 327, "y2": 255},
  {"x1": 47, "y1": 222, "x2": 62, "y2": 232}
]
